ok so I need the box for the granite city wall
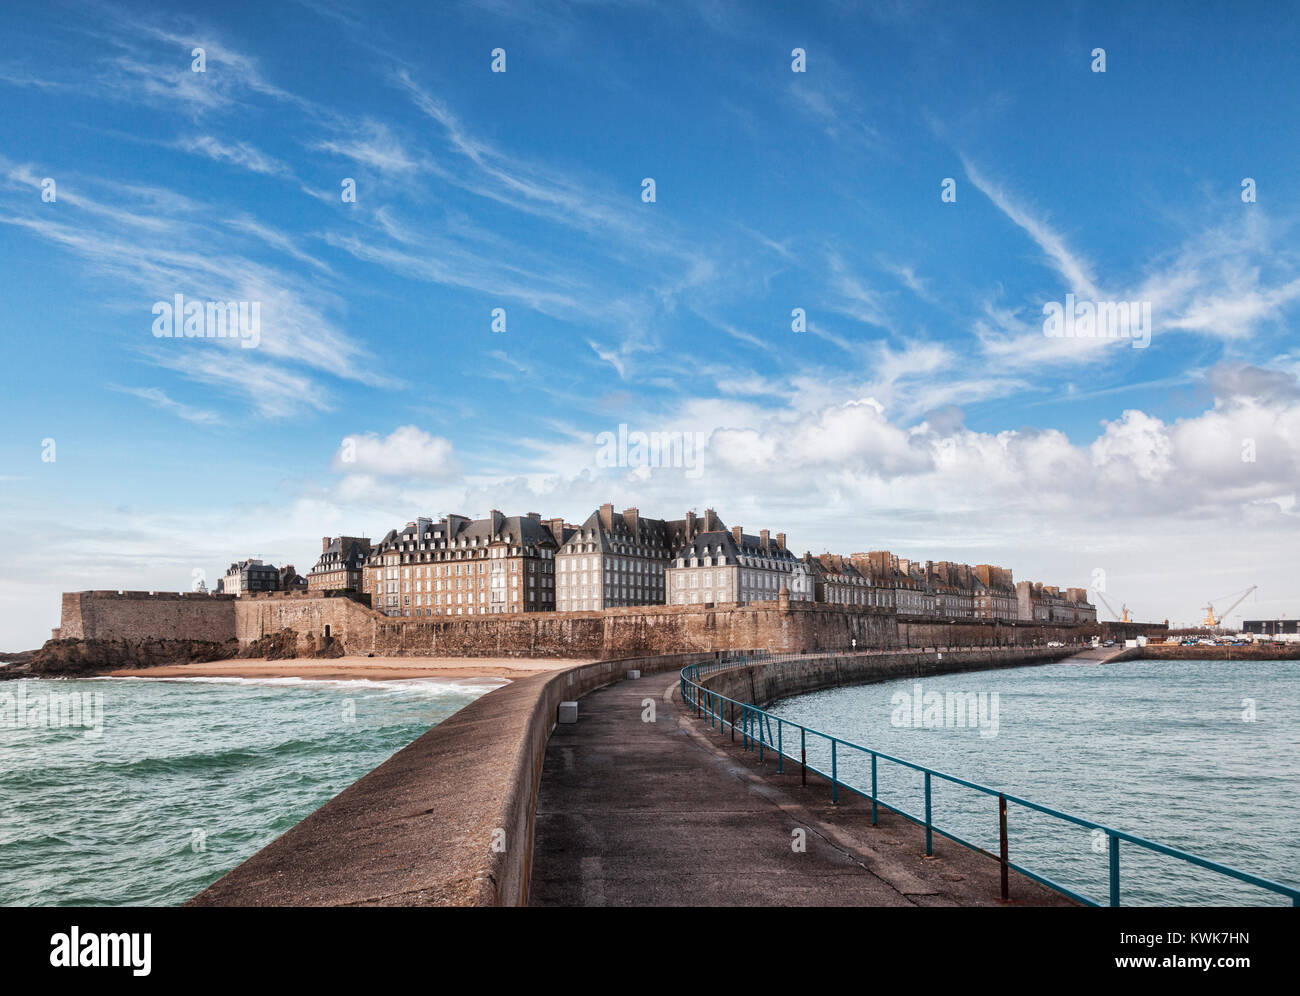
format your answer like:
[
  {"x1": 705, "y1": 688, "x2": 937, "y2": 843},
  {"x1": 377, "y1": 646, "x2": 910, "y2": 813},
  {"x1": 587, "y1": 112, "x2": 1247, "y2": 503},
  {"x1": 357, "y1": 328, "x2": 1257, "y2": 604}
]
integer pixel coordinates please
[
  {"x1": 56, "y1": 590, "x2": 1121, "y2": 659},
  {"x1": 54, "y1": 590, "x2": 238, "y2": 643}
]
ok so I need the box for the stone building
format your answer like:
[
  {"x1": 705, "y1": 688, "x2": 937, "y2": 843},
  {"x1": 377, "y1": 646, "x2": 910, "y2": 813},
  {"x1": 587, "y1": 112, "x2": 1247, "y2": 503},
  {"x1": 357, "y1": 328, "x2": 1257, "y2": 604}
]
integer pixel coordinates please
[
  {"x1": 307, "y1": 536, "x2": 372, "y2": 592},
  {"x1": 278, "y1": 564, "x2": 308, "y2": 593},
  {"x1": 804, "y1": 553, "x2": 871, "y2": 607},
  {"x1": 1065, "y1": 587, "x2": 1098, "y2": 624},
  {"x1": 850, "y1": 552, "x2": 898, "y2": 613},
  {"x1": 555, "y1": 503, "x2": 686, "y2": 612},
  {"x1": 899, "y1": 559, "x2": 938, "y2": 615},
  {"x1": 973, "y1": 564, "x2": 1017, "y2": 621},
  {"x1": 926, "y1": 561, "x2": 976, "y2": 618},
  {"x1": 222, "y1": 559, "x2": 279, "y2": 597},
  {"x1": 666, "y1": 513, "x2": 812, "y2": 606},
  {"x1": 363, "y1": 512, "x2": 560, "y2": 617},
  {"x1": 1017, "y1": 582, "x2": 1097, "y2": 624}
]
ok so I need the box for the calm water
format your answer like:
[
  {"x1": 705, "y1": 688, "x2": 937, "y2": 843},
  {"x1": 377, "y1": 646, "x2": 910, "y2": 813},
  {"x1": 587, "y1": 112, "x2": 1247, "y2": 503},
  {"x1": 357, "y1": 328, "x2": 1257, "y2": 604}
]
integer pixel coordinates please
[
  {"x1": 767, "y1": 659, "x2": 1299, "y2": 906},
  {"x1": 0, "y1": 675, "x2": 501, "y2": 906}
]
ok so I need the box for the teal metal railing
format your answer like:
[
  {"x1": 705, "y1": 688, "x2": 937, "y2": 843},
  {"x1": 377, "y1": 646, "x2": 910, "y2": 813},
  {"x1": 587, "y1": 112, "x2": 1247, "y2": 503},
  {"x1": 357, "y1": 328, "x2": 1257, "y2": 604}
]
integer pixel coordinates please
[{"x1": 680, "y1": 655, "x2": 1300, "y2": 908}]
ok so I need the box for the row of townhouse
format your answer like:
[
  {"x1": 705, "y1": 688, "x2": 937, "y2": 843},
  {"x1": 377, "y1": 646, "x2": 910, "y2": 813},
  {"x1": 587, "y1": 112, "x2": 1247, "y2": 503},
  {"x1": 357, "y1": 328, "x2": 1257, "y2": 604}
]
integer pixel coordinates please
[
  {"x1": 1016, "y1": 582, "x2": 1097, "y2": 624},
  {"x1": 303, "y1": 503, "x2": 1095, "y2": 623},
  {"x1": 799, "y1": 551, "x2": 1093, "y2": 624}
]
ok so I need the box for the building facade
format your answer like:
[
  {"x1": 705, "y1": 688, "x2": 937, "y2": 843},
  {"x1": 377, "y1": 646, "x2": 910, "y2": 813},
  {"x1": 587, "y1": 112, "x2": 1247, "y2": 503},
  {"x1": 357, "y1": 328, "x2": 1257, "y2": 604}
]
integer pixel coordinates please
[
  {"x1": 666, "y1": 513, "x2": 812, "y2": 606},
  {"x1": 222, "y1": 559, "x2": 279, "y2": 597},
  {"x1": 363, "y1": 512, "x2": 560, "y2": 617},
  {"x1": 555, "y1": 504, "x2": 685, "y2": 612},
  {"x1": 307, "y1": 536, "x2": 372, "y2": 592},
  {"x1": 973, "y1": 564, "x2": 1017, "y2": 621},
  {"x1": 805, "y1": 553, "x2": 872, "y2": 608},
  {"x1": 1017, "y1": 582, "x2": 1097, "y2": 623}
]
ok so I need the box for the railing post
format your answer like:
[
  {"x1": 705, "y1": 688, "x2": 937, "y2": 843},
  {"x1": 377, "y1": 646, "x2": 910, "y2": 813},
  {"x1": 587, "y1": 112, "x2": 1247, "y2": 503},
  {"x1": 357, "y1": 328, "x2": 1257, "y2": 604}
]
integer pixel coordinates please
[
  {"x1": 1109, "y1": 834, "x2": 1120, "y2": 907},
  {"x1": 777, "y1": 719, "x2": 783, "y2": 773},
  {"x1": 999, "y1": 793, "x2": 1009, "y2": 901},
  {"x1": 730, "y1": 700, "x2": 735, "y2": 742},
  {"x1": 924, "y1": 772, "x2": 933, "y2": 856},
  {"x1": 871, "y1": 753, "x2": 878, "y2": 826},
  {"x1": 800, "y1": 728, "x2": 807, "y2": 786},
  {"x1": 757, "y1": 711, "x2": 765, "y2": 762},
  {"x1": 831, "y1": 740, "x2": 838, "y2": 804}
]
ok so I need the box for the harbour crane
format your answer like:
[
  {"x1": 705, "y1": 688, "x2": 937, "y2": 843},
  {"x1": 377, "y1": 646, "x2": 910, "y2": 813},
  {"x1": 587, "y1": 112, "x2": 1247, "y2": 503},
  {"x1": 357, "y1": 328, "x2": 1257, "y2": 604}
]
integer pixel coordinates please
[
  {"x1": 1201, "y1": 586, "x2": 1258, "y2": 629},
  {"x1": 1092, "y1": 589, "x2": 1132, "y2": 623}
]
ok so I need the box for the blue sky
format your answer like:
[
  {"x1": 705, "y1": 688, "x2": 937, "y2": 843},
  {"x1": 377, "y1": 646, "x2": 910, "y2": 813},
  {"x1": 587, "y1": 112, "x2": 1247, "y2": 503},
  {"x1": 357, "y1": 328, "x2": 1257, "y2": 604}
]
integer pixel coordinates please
[{"x1": 2, "y1": 0, "x2": 1299, "y2": 647}]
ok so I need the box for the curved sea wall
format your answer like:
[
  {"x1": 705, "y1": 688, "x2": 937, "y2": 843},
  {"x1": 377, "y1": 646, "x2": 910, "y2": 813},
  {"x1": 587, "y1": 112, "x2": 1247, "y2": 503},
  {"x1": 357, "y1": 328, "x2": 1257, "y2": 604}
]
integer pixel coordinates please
[
  {"x1": 191, "y1": 645, "x2": 1075, "y2": 906},
  {"x1": 189, "y1": 650, "x2": 736, "y2": 907},
  {"x1": 697, "y1": 647, "x2": 1077, "y2": 711}
]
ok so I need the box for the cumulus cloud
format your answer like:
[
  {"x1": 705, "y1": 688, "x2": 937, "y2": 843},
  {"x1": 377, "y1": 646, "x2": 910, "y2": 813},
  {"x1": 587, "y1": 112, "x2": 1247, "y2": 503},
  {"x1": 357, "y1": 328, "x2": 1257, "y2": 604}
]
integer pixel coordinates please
[{"x1": 334, "y1": 425, "x2": 458, "y2": 479}]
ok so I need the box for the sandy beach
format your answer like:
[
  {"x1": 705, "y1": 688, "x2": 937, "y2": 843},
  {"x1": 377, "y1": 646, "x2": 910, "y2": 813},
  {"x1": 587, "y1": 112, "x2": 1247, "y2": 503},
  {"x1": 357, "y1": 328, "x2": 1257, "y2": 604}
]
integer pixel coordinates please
[{"x1": 106, "y1": 655, "x2": 589, "y2": 682}]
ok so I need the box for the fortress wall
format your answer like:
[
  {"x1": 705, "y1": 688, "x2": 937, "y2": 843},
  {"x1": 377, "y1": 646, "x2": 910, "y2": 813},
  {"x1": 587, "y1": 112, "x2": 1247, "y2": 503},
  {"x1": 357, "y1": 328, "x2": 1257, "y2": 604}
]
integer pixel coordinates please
[
  {"x1": 55, "y1": 590, "x2": 1120, "y2": 659},
  {"x1": 235, "y1": 592, "x2": 380, "y2": 653},
  {"x1": 55, "y1": 591, "x2": 238, "y2": 644}
]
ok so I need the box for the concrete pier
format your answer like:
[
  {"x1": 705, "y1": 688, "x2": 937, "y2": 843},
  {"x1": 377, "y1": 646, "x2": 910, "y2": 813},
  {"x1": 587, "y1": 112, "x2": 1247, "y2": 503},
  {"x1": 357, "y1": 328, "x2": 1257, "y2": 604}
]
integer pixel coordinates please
[{"x1": 530, "y1": 670, "x2": 1075, "y2": 907}]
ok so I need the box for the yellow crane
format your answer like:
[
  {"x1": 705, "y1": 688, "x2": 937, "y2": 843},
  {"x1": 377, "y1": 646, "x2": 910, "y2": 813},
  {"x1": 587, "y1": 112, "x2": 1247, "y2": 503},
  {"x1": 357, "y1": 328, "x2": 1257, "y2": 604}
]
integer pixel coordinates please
[
  {"x1": 1092, "y1": 590, "x2": 1132, "y2": 623},
  {"x1": 1201, "y1": 586, "x2": 1258, "y2": 628}
]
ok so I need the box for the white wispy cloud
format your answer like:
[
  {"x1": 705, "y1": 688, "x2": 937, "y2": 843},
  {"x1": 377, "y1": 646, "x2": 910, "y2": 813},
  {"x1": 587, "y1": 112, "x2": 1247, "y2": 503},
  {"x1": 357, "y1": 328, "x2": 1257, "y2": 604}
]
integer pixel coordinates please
[{"x1": 111, "y1": 385, "x2": 222, "y2": 425}]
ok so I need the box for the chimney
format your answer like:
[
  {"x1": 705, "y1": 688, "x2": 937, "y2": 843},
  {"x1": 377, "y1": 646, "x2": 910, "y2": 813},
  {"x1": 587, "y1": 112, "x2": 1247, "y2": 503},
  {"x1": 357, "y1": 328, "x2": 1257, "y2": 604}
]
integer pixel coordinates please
[
  {"x1": 776, "y1": 532, "x2": 786, "y2": 551},
  {"x1": 685, "y1": 510, "x2": 696, "y2": 541},
  {"x1": 704, "y1": 507, "x2": 718, "y2": 532},
  {"x1": 545, "y1": 518, "x2": 567, "y2": 545},
  {"x1": 445, "y1": 514, "x2": 469, "y2": 543},
  {"x1": 322, "y1": 536, "x2": 331, "y2": 553},
  {"x1": 600, "y1": 502, "x2": 614, "y2": 531},
  {"x1": 760, "y1": 529, "x2": 770, "y2": 552},
  {"x1": 732, "y1": 525, "x2": 743, "y2": 545},
  {"x1": 527, "y1": 512, "x2": 541, "y2": 521},
  {"x1": 623, "y1": 507, "x2": 639, "y2": 535}
]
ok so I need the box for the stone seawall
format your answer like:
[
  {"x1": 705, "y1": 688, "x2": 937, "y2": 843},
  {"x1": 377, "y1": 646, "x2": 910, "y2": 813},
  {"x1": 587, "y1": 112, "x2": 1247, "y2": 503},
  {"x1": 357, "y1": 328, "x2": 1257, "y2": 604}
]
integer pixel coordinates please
[
  {"x1": 190, "y1": 649, "x2": 736, "y2": 907},
  {"x1": 697, "y1": 647, "x2": 1077, "y2": 710},
  {"x1": 1137, "y1": 644, "x2": 1300, "y2": 661},
  {"x1": 190, "y1": 644, "x2": 1074, "y2": 906},
  {"x1": 55, "y1": 589, "x2": 1115, "y2": 662}
]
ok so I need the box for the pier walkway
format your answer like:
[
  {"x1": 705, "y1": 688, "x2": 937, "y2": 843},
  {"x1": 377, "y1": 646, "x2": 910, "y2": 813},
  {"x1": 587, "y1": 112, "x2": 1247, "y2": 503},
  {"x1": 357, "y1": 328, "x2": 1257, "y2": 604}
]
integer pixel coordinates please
[{"x1": 529, "y1": 670, "x2": 1074, "y2": 907}]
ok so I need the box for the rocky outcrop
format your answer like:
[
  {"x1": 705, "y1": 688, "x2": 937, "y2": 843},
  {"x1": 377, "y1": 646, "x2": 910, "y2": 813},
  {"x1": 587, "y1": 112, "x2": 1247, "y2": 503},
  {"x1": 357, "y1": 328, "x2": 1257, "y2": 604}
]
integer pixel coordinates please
[
  {"x1": 5, "y1": 637, "x2": 240, "y2": 679},
  {"x1": 236, "y1": 628, "x2": 345, "y2": 661}
]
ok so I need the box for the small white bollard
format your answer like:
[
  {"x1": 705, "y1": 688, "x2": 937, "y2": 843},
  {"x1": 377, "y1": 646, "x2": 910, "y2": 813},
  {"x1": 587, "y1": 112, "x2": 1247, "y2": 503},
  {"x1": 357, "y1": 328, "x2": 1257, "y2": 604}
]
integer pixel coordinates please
[
  {"x1": 558, "y1": 701, "x2": 579, "y2": 724},
  {"x1": 626, "y1": 669, "x2": 641, "y2": 680}
]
